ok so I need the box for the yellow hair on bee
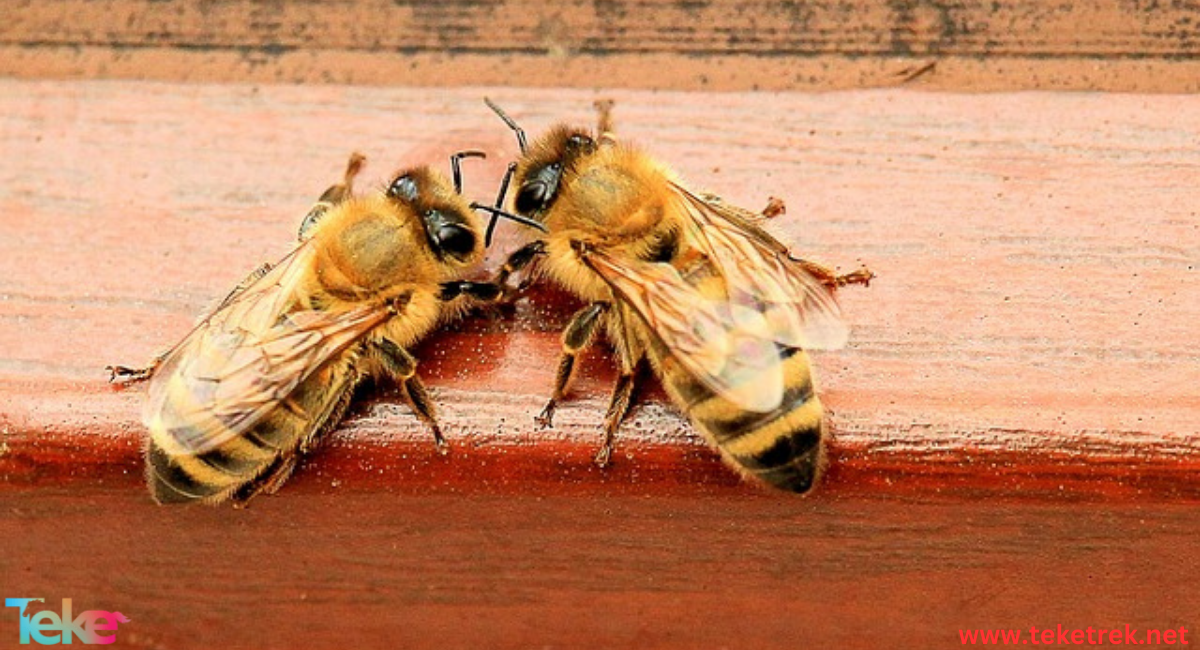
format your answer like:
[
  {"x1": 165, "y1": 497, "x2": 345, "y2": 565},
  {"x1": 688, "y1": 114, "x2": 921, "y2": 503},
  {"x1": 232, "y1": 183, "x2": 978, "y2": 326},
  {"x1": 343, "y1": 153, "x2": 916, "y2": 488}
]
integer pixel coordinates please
[
  {"x1": 498, "y1": 104, "x2": 870, "y2": 494},
  {"x1": 129, "y1": 156, "x2": 493, "y2": 505}
]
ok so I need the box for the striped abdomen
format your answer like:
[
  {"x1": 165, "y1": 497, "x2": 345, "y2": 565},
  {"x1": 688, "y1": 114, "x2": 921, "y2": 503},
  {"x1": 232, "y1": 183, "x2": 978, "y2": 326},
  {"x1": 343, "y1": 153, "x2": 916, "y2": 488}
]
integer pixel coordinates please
[
  {"x1": 654, "y1": 343, "x2": 826, "y2": 493},
  {"x1": 146, "y1": 358, "x2": 358, "y2": 504}
]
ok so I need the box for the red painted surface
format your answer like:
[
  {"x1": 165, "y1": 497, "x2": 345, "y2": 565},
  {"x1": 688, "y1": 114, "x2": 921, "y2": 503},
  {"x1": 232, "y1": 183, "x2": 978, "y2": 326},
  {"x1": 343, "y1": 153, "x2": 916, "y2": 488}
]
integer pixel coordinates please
[
  {"x1": 3, "y1": 80, "x2": 1198, "y2": 499},
  {"x1": 1, "y1": 80, "x2": 1198, "y2": 648},
  {"x1": 3, "y1": 488, "x2": 1198, "y2": 649}
]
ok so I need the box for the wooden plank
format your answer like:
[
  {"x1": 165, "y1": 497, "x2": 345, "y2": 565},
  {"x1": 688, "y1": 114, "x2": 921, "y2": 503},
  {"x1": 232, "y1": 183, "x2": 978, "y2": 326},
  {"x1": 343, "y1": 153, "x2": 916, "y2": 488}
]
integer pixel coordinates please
[
  {"x1": 3, "y1": 0, "x2": 1200, "y2": 91},
  {"x1": 1, "y1": 489, "x2": 1197, "y2": 649},
  {"x1": 9, "y1": 0, "x2": 1199, "y2": 58},
  {"x1": 1, "y1": 79, "x2": 1198, "y2": 502},
  {"x1": 2, "y1": 78, "x2": 1198, "y2": 650}
]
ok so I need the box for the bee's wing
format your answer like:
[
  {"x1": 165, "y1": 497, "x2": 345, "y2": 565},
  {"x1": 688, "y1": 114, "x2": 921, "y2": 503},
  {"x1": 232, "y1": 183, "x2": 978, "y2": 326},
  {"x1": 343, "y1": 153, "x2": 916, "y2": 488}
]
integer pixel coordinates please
[
  {"x1": 143, "y1": 244, "x2": 389, "y2": 454},
  {"x1": 670, "y1": 184, "x2": 849, "y2": 350},
  {"x1": 582, "y1": 185, "x2": 848, "y2": 413}
]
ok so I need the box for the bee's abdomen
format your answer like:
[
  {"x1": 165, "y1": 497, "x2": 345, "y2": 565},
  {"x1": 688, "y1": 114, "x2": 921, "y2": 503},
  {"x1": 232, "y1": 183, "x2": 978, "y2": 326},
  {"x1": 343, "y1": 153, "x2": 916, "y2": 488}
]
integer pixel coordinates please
[
  {"x1": 146, "y1": 429, "x2": 283, "y2": 504},
  {"x1": 145, "y1": 367, "x2": 357, "y2": 504},
  {"x1": 663, "y1": 346, "x2": 827, "y2": 493}
]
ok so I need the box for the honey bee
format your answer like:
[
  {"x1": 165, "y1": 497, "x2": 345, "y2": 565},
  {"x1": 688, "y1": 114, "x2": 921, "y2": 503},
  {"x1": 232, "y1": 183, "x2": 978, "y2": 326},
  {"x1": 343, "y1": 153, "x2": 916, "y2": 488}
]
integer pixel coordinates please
[
  {"x1": 484, "y1": 100, "x2": 873, "y2": 493},
  {"x1": 109, "y1": 151, "x2": 542, "y2": 504}
]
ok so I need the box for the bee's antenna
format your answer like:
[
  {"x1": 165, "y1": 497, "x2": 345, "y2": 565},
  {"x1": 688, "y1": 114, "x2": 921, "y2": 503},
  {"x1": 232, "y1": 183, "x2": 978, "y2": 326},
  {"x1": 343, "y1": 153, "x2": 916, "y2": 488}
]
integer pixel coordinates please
[
  {"x1": 484, "y1": 97, "x2": 527, "y2": 154},
  {"x1": 449, "y1": 150, "x2": 486, "y2": 195},
  {"x1": 480, "y1": 99, "x2": 544, "y2": 244},
  {"x1": 343, "y1": 152, "x2": 367, "y2": 187},
  {"x1": 471, "y1": 202, "x2": 547, "y2": 237},
  {"x1": 483, "y1": 162, "x2": 518, "y2": 246},
  {"x1": 593, "y1": 99, "x2": 614, "y2": 134},
  {"x1": 594, "y1": 99, "x2": 617, "y2": 146}
]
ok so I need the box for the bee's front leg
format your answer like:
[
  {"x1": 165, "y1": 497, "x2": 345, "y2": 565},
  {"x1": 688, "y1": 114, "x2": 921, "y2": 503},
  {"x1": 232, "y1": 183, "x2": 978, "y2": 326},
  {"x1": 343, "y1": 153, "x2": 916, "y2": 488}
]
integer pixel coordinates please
[
  {"x1": 439, "y1": 281, "x2": 502, "y2": 304},
  {"x1": 371, "y1": 337, "x2": 448, "y2": 454},
  {"x1": 493, "y1": 241, "x2": 547, "y2": 300},
  {"x1": 537, "y1": 302, "x2": 609, "y2": 429}
]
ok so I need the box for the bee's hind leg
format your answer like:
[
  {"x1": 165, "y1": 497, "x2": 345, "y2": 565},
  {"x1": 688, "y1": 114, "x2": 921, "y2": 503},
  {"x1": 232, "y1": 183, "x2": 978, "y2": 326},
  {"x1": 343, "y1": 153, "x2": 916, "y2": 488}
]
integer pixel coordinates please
[
  {"x1": 595, "y1": 359, "x2": 644, "y2": 468},
  {"x1": 110, "y1": 259, "x2": 278, "y2": 385},
  {"x1": 224, "y1": 453, "x2": 302, "y2": 508},
  {"x1": 244, "y1": 454, "x2": 300, "y2": 502},
  {"x1": 371, "y1": 337, "x2": 448, "y2": 454},
  {"x1": 106, "y1": 351, "x2": 168, "y2": 385},
  {"x1": 793, "y1": 258, "x2": 875, "y2": 291},
  {"x1": 760, "y1": 197, "x2": 786, "y2": 218},
  {"x1": 536, "y1": 302, "x2": 609, "y2": 429},
  {"x1": 234, "y1": 375, "x2": 359, "y2": 506}
]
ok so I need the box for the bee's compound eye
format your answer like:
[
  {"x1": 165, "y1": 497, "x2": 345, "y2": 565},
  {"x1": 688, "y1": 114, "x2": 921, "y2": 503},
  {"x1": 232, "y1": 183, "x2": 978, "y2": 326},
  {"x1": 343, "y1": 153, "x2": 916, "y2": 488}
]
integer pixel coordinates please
[
  {"x1": 388, "y1": 175, "x2": 419, "y2": 201},
  {"x1": 567, "y1": 134, "x2": 594, "y2": 150},
  {"x1": 434, "y1": 223, "x2": 476, "y2": 258},
  {"x1": 515, "y1": 163, "x2": 561, "y2": 214},
  {"x1": 515, "y1": 182, "x2": 549, "y2": 214}
]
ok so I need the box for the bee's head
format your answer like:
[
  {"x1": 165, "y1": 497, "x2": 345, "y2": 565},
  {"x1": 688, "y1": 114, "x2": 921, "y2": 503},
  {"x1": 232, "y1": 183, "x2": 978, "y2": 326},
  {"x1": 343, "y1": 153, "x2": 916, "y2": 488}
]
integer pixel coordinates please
[
  {"x1": 480, "y1": 99, "x2": 596, "y2": 245},
  {"x1": 512, "y1": 126, "x2": 597, "y2": 217},
  {"x1": 386, "y1": 167, "x2": 481, "y2": 267}
]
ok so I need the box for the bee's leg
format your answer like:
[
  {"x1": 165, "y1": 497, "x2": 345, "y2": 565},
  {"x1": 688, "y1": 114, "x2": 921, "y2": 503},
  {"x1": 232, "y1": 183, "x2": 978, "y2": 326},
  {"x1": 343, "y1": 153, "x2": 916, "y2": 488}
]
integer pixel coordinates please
[
  {"x1": 108, "y1": 257, "x2": 281, "y2": 385},
  {"x1": 370, "y1": 338, "x2": 449, "y2": 454},
  {"x1": 595, "y1": 358, "x2": 644, "y2": 468},
  {"x1": 792, "y1": 257, "x2": 875, "y2": 291},
  {"x1": 212, "y1": 262, "x2": 275, "y2": 312},
  {"x1": 259, "y1": 455, "x2": 300, "y2": 495},
  {"x1": 440, "y1": 281, "x2": 503, "y2": 318},
  {"x1": 439, "y1": 281, "x2": 502, "y2": 304},
  {"x1": 235, "y1": 368, "x2": 361, "y2": 505},
  {"x1": 698, "y1": 193, "x2": 777, "y2": 224},
  {"x1": 252, "y1": 454, "x2": 301, "y2": 498},
  {"x1": 536, "y1": 302, "x2": 609, "y2": 428},
  {"x1": 106, "y1": 350, "x2": 168, "y2": 385},
  {"x1": 493, "y1": 241, "x2": 547, "y2": 298},
  {"x1": 297, "y1": 152, "x2": 366, "y2": 241},
  {"x1": 594, "y1": 99, "x2": 617, "y2": 144},
  {"x1": 111, "y1": 258, "x2": 283, "y2": 385},
  {"x1": 227, "y1": 453, "x2": 302, "y2": 507},
  {"x1": 402, "y1": 372, "x2": 447, "y2": 454},
  {"x1": 760, "y1": 197, "x2": 786, "y2": 218}
]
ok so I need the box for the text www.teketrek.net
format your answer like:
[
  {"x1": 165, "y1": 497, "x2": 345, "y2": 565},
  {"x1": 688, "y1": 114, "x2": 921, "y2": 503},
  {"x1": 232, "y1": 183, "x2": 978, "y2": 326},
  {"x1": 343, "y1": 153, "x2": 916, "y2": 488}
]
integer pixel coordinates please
[{"x1": 959, "y1": 625, "x2": 1189, "y2": 646}]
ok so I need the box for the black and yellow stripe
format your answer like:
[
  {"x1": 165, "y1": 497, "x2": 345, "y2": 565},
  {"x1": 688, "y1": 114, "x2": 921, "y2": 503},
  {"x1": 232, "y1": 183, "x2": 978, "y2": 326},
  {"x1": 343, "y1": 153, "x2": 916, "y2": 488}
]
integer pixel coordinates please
[
  {"x1": 146, "y1": 361, "x2": 359, "y2": 504},
  {"x1": 655, "y1": 343, "x2": 826, "y2": 494}
]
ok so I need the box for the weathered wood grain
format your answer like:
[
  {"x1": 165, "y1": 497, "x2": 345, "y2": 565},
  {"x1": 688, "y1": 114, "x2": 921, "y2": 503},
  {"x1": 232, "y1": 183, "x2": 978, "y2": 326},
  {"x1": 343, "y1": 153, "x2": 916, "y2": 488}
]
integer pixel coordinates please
[
  {"x1": 2, "y1": 489, "x2": 1197, "y2": 649},
  {"x1": 1, "y1": 79, "x2": 1198, "y2": 502},
  {"x1": 4, "y1": 0, "x2": 1200, "y2": 91},
  {"x1": 2, "y1": 78, "x2": 1199, "y2": 650}
]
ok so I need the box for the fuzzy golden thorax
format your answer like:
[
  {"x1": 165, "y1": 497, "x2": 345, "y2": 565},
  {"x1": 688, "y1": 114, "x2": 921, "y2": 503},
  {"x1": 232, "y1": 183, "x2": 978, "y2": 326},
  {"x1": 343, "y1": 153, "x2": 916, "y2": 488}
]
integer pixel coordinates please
[
  {"x1": 304, "y1": 169, "x2": 483, "y2": 303},
  {"x1": 514, "y1": 127, "x2": 693, "y2": 301}
]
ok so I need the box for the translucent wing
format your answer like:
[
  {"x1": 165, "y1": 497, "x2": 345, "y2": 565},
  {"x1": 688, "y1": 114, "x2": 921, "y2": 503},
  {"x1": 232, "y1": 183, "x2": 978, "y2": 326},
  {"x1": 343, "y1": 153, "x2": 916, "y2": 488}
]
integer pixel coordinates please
[
  {"x1": 143, "y1": 243, "x2": 390, "y2": 454},
  {"x1": 583, "y1": 185, "x2": 847, "y2": 413},
  {"x1": 586, "y1": 251, "x2": 786, "y2": 412},
  {"x1": 670, "y1": 184, "x2": 849, "y2": 350}
]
